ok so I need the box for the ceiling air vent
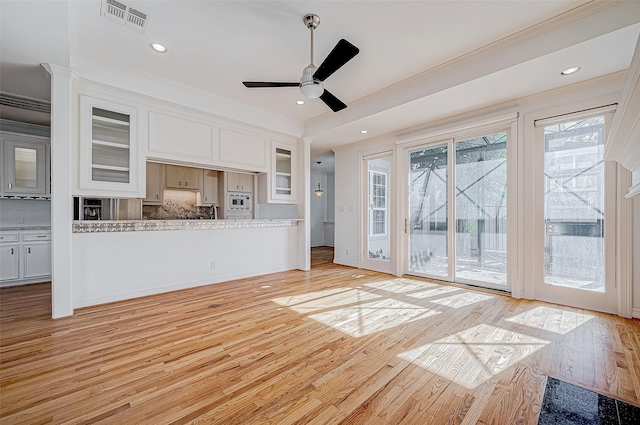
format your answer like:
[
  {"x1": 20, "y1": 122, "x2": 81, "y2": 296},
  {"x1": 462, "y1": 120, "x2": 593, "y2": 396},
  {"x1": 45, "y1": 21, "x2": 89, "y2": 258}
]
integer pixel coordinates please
[{"x1": 100, "y1": 0, "x2": 150, "y2": 33}]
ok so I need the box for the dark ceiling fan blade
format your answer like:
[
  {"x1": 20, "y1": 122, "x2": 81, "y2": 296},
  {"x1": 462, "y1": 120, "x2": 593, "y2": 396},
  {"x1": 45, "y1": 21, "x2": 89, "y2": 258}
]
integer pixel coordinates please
[
  {"x1": 243, "y1": 82, "x2": 299, "y2": 88},
  {"x1": 313, "y1": 39, "x2": 359, "y2": 82},
  {"x1": 320, "y1": 90, "x2": 347, "y2": 112}
]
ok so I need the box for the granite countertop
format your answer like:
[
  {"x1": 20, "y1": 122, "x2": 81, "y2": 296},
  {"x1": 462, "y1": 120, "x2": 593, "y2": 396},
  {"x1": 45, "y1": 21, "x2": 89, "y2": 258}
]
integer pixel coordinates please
[
  {"x1": 0, "y1": 226, "x2": 51, "y2": 231},
  {"x1": 73, "y1": 219, "x2": 301, "y2": 233}
]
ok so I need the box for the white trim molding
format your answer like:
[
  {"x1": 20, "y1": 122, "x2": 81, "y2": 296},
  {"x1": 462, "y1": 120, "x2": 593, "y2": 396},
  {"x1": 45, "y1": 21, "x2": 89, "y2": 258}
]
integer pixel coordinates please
[{"x1": 606, "y1": 31, "x2": 640, "y2": 198}]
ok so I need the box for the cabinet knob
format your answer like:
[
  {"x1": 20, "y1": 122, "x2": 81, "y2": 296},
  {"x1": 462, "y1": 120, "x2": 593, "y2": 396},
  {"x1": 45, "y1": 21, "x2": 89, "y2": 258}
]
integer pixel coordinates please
[
  {"x1": 28, "y1": 247, "x2": 31, "y2": 254},
  {"x1": 179, "y1": 181, "x2": 182, "y2": 186},
  {"x1": 156, "y1": 194, "x2": 159, "y2": 199},
  {"x1": 205, "y1": 197, "x2": 208, "y2": 201},
  {"x1": 8, "y1": 183, "x2": 12, "y2": 189},
  {"x1": 185, "y1": 181, "x2": 188, "y2": 186},
  {"x1": 11, "y1": 248, "x2": 13, "y2": 255}
]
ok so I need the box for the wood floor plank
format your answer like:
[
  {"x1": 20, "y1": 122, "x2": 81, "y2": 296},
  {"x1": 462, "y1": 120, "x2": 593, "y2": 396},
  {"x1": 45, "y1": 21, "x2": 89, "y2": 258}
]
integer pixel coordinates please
[{"x1": 1, "y1": 247, "x2": 639, "y2": 424}]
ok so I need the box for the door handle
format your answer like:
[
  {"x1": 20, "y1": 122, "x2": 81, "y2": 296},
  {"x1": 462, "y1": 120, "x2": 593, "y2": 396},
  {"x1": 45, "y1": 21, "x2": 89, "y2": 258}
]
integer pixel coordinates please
[
  {"x1": 28, "y1": 247, "x2": 31, "y2": 254},
  {"x1": 8, "y1": 183, "x2": 12, "y2": 189},
  {"x1": 405, "y1": 218, "x2": 408, "y2": 234},
  {"x1": 11, "y1": 248, "x2": 13, "y2": 255}
]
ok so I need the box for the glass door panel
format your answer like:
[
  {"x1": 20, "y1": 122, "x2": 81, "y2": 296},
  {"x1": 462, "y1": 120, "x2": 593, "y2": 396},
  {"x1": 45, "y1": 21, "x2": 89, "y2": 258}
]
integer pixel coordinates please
[
  {"x1": 362, "y1": 153, "x2": 393, "y2": 274},
  {"x1": 455, "y1": 133, "x2": 508, "y2": 286},
  {"x1": 408, "y1": 144, "x2": 448, "y2": 277},
  {"x1": 543, "y1": 116, "x2": 605, "y2": 291}
]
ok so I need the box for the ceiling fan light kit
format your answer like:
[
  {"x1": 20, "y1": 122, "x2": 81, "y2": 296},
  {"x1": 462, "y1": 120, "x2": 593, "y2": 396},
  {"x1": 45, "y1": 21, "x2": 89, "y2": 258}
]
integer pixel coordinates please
[{"x1": 242, "y1": 13, "x2": 359, "y2": 112}]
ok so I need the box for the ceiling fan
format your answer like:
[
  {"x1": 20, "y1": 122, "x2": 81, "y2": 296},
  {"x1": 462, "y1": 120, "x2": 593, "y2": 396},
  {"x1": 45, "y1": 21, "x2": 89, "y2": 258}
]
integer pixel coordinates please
[{"x1": 242, "y1": 13, "x2": 359, "y2": 112}]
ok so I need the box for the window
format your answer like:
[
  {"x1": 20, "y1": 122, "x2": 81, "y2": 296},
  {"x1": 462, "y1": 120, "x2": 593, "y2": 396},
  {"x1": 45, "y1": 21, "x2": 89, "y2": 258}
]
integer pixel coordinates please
[{"x1": 369, "y1": 171, "x2": 387, "y2": 236}]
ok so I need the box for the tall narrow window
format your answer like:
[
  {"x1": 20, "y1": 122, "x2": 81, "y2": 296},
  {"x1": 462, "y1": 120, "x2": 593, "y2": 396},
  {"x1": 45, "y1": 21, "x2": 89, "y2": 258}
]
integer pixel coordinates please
[
  {"x1": 369, "y1": 171, "x2": 387, "y2": 236},
  {"x1": 544, "y1": 116, "x2": 605, "y2": 291}
]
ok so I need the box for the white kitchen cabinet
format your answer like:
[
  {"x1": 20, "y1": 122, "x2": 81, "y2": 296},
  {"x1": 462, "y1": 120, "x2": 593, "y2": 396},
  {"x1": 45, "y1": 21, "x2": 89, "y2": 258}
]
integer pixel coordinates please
[
  {"x1": 219, "y1": 127, "x2": 267, "y2": 172},
  {"x1": 165, "y1": 165, "x2": 201, "y2": 190},
  {"x1": 199, "y1": 170, "x2": 219, "y2": 205},
  {"x1": 0, "y1": 230, "x2": 50, "y2": 284},
  {"x1": 226, "y1": 172, "x2": 253, "y2": 193},
  {"x1": 23, "y1": 243, "x2": 52, "y2": 279},
  {"x1": 1, "y1": 131, "x2": 50, "y2": 198},
  {"x1": 258, "y1": 141, "x2": 297, "y2": 204},
  {"x1": 80, "y1": 96, "x2": 139, "y2": 194},
  {"x1": 144, "y1": 162, "x2": 164, "y2": 204},
  {"x1": 0, "y1": 244, "x2": 20, "y2": 281}
]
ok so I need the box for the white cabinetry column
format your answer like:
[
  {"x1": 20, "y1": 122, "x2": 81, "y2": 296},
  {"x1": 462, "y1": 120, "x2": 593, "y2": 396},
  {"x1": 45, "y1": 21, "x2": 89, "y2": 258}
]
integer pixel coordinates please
[
  {"x1": 297, "y1": 137, "x2": 311, "y2": 270},
  {"x1": 42, "y1": 64, "x2": 78, "y2": 318}
]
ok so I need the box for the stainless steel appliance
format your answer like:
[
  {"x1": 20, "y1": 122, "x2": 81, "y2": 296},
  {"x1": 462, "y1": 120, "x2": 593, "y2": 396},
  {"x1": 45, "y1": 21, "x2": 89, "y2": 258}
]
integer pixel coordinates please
[{"x1": 74, "y1": 197, "x2": 142, "y2": 220}]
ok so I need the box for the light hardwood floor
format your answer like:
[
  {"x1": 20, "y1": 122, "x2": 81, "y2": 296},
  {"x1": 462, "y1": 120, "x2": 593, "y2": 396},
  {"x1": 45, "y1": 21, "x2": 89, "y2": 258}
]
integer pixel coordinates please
[{"x1": 1, "y1": 246, "x2": 639, "y2": 424}]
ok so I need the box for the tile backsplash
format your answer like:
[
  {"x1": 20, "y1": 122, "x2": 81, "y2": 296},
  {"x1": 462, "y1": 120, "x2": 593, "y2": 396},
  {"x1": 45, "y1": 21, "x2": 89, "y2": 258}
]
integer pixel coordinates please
[{"x1": 143, "y1": 190, "x2": 213, "y2": 220}]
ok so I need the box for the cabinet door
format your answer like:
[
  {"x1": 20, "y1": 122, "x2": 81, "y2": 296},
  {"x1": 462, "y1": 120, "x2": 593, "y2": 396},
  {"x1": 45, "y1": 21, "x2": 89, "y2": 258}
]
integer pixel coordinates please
[
  {"x1": 80, "y1": 96, "x2": 139, "y2": 193},
  {"x1": 270, "y1": 141, "x2": 297, "y2": 203},
  {"x1": 0, "y1": 245, "x2": 20, "y2": 281},
  {"x1": 3, "y1": 139, "x2": 46, "y2": 194},
  {"x1": 24, "y1": 243, "x2": 51, "y2": 279},
  {"x1": 227, "y1": 172, "x2": 240, "y2": 192},
  {"x1": 202, "y1": 170, "x2": 218, "y2": 205},
  {"x1": 165, "y1": 165, "x2": 183, "y2": 188},
  {"x1": 144, "y1": 162, "x2": 163, "y2": 204},
  {"x1": 239, "y1": 173, "x2": 254, "y2": 193},
  {"x1": 182, "y1": 167, "x2": 201, "y2": 189}
]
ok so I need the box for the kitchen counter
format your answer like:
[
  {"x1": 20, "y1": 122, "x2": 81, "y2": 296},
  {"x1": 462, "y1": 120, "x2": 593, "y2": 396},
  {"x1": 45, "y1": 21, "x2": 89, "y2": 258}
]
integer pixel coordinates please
[
  {"x1": 1, "y1": 226, "x2": 51, "y2": 231},
  {"x1": 72, "y1": 219, "x2": 300, "y2": 233}
]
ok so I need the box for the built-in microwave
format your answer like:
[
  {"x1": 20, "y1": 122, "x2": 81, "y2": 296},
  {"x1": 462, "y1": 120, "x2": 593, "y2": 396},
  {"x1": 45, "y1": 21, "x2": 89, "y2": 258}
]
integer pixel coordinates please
[{"x1": 228, "y1": 193, "x2": 251, "y2": 210}]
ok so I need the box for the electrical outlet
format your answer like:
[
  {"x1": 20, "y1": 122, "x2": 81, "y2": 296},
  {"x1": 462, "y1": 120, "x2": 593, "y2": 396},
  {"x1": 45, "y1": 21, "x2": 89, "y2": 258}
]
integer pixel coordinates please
[{"x1": 210, "y1": 261, "x2": 216, "y2": 269}]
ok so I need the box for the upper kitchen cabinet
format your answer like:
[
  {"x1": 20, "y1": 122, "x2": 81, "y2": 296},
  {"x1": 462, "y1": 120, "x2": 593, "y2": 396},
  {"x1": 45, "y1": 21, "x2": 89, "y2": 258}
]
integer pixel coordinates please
[
  {"x1": 219, "y1": 127, "x2": 268, "y2": 172},
  {"x1": 258, "y1": 141, "x2": 297, "y2": 204},
  {"x1": 80, "y1": 96, "x2": 140, "y2": 195},
  {"x1": 226, "y1": 172, "x2": 254, "y2": 193},
  {"x1": 165, "y1": 165, "x2": 201, "y2": 190},
  {"x1": 1, "y1": 134, "x2": 49, "y2": 197},
  {"x1": 143, "y1": 162, "x2": 164, "y2": 205},
  {"x1": 199, "y1": 170, "x2": 219, "y2": 206},
  {"x1": 148, "y1": 112, "x2": 214, "y2": 163}
]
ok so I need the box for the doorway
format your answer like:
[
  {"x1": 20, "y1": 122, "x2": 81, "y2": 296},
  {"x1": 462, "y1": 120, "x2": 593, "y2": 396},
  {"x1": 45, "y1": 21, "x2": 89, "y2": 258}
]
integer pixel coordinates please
[
  {"x1": 405, "y1": 128, "x2": 513, "y2": 291},
  {"x1": 361, "y1": 153, "x2": 393, "y2": 273}
]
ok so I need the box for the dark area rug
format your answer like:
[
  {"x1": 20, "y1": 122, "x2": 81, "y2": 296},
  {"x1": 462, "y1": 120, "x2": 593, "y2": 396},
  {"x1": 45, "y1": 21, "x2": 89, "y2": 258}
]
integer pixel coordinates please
[{"x1": 538, "y1": 377, "x2": 640, "y2": 425}]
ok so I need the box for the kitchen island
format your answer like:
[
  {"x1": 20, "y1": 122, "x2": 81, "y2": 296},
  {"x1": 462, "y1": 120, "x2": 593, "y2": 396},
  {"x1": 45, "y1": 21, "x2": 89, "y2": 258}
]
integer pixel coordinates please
[{"x1": 72, "y1": 219, "x2": 301, "y2": 308}]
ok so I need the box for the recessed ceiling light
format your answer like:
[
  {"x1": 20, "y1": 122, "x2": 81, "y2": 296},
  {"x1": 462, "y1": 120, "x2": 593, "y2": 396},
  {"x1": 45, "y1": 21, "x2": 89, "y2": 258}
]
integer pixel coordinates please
[
  {"x1": 149, "y1": 42, "x2": 167, "y2": 53},
  {"x1": 561, "y1": 66, "x2": 580, "y2": 75},
  {"x1": 360, "y1": 130, "x2": 368, "y2": 134},
  {"x1": 296, "y1": 100, "x2": 305, "y2": 105}
]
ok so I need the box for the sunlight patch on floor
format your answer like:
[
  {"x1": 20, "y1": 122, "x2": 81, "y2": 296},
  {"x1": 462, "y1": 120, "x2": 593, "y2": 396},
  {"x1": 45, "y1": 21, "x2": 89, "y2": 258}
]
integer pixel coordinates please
[
  {"x1": 285, "y1": 289, "x2": 383, "y2": 314},
  {"x1": 271, "y1": 287, "x2": 355, "y2": 307},
  {"x1": 505, "y1": 306, "x2": 593, "y2": 334},
  {"x1": 429, "y1": 292, "x2": 493, "y2": 308},
  {"x1": 308, "y1": 298, "x2": 440, "y2": 337},
  {"x1": 364, "y1": 278, "x2": 438, "y2": 294},
  {"x1": 398, "y1": 324, "x2": 549, "y2": 389},
  {"x1": 407, "y1": 285, "x2": 460, "y2": 300}
]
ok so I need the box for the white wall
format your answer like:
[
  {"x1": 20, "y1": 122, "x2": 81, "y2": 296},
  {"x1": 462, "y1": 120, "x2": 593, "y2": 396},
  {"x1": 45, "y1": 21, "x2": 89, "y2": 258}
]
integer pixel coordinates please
[
  {"x1": 310, "y1": 171, "x2": 327, "y2": 247},
  {"x1": 0, "y1": 199, "x2": 51, "y2": 227},
  {"x1": 72, "y1": 226, "x2": 297, "y2": 307},
  {"x1": 334, "y1": 73, "x2": 632, "y2": 309}
]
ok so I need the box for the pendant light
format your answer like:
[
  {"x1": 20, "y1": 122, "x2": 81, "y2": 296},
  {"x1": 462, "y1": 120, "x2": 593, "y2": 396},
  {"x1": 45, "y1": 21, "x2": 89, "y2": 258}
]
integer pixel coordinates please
[{"x1": 314, "y1": 161, "x2": 324, "y2": 198}]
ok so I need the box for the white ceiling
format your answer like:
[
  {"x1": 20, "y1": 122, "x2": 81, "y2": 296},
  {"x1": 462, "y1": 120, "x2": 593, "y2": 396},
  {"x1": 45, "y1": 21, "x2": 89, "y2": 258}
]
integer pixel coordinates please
[{"x1": 1, "y1": 1, "x2": 639, "y2": 169}]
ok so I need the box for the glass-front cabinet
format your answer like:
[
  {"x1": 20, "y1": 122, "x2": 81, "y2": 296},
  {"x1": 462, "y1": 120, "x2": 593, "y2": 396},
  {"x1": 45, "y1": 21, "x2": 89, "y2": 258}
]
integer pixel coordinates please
[
  {"x1": 80, "y1": 96, "x2": 139, "y2": 194},
  {"x1": 1, "y1": 131, "x2": 50, "y2": 197},
  {"x1": 258, "y1": 140, "x2": 297, "y2": 204}
]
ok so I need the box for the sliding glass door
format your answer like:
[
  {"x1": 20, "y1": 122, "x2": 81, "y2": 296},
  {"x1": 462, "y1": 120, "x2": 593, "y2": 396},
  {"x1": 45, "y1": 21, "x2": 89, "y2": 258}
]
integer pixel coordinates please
[{"x1": 407, "y1": 130, "x2": 510, "y2": 291}]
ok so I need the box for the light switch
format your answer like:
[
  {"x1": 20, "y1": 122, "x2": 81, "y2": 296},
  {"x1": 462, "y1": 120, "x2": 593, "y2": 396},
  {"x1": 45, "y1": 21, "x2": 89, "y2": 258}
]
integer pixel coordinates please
[
  {"x1": 349, "y1": 206, "x2": 354, "y2": 212},
  {"x1": 338, "y1": 206, "x2": 345, "y2": 212}
]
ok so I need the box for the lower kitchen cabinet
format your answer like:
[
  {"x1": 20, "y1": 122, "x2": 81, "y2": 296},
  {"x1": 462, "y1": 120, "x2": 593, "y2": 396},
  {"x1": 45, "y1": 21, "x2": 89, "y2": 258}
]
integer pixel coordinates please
[
  {"x1": 0, "y1": 230, "x2": 51, "y2": 285},
  {"x1": 24, "y1": 243, "x2": 52, "y2": 278},
  {"x1": 0, "y1": 244, "x2": 20, "y2": 281}
]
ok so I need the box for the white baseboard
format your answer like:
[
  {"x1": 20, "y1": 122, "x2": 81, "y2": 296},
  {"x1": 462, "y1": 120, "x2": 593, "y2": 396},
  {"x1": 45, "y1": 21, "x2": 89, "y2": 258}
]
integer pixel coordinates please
[
  {"x1": 333, "y1": 259, "x2": 358, "y2": 268},
  {"x1": 633, "y1": 308, "x2": 640, "y2": 319},
  {"x1": 73, "y1": 264, "x2": 296, "y2": 309}
]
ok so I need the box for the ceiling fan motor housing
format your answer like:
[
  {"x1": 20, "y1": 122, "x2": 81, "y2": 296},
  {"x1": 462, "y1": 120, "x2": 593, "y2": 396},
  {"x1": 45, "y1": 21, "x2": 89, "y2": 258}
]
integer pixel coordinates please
[{"x1": 300, "y1": 65, "x2": 324, "y2": 98}]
